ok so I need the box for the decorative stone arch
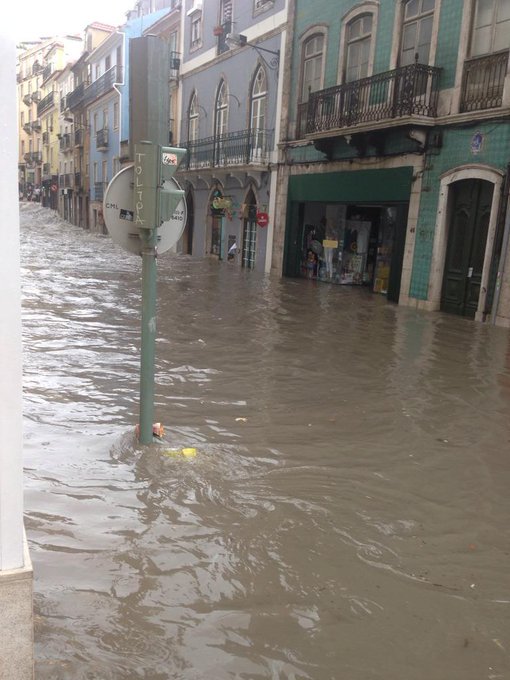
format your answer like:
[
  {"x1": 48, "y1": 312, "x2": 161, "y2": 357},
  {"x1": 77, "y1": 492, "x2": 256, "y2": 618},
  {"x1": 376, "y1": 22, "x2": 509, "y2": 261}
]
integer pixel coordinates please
[
  {"x1": 428, "y1": 164, "x2": 504, "y2": 317},
  {"x1": 337, "y1": 1, "x2": 379, "y2": 85}
]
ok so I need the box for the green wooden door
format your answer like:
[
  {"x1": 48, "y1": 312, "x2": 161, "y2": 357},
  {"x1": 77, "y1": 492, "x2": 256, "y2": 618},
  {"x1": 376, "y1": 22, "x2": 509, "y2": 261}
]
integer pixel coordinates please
[{"x1": 441, "y1": 179, "x2": 492, "y2": 318}]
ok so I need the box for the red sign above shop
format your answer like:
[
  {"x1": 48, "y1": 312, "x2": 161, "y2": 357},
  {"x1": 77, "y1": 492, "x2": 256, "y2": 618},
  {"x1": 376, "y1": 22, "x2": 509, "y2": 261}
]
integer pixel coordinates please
[{"x1": 256, "y1": 211, "x2": 269, "y2": 228}]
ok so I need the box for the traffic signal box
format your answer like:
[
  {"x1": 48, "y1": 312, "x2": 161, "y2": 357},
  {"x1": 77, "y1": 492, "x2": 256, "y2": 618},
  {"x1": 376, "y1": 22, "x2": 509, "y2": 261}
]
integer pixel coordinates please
[{"x1": 133, "y1": 142, "x2": 186, "y2": 229}]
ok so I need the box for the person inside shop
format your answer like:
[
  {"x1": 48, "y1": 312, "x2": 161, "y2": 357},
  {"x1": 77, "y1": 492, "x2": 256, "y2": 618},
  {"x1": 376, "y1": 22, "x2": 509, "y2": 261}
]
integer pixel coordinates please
[{"x1": 305, "y1": 249, "x2": 318, "y2": 278}]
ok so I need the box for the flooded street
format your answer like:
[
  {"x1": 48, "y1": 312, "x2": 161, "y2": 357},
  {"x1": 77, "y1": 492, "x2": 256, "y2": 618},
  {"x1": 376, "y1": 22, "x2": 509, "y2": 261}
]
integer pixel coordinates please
[{"x1": 20, "y1": 203, "x2": 510, "y2": 679}]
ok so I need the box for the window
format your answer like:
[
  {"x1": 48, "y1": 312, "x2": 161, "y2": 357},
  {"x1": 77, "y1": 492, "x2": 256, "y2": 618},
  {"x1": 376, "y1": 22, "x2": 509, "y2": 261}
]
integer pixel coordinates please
[
  {"x1": 190, "y1": 11, "x2": 202, "y2": 49},
  {"x1": 254, "y1": 0, "x2": 274, "y2": 13},
  {"x1": 215, "y1": 80, "x2": 229, "y2": 139},
  {"x1": 250, "y1": 66, "x2": 267, "y2": 157},
  {"x1": 103, "y1": 108, "x2": 108, "y2": 130},
  {"x1": 113, "y1": 101, "x2": 119, "y2": 130},
  {"x1": 400, "y1": 0, "x2": 435, "y2": 65},
  {"x1": 105, "y1": 55, "x2": 111, "y2": 71},
  {"x1": 345, "y1": 14, "x2": 373, "y2": 82},
  {"x1": 102, "y1": 160, "x2": 108, "y2": 184},
  {"x1": 214, "y1": 80, "x2": 229, "y2": 162},
  {"x1": 188, "y1": 92, "x2": 199, "y2": 142},
  {"x1": 95, "y1": 64, "x2": 101, "y2": 80},
  {"x1": 93, "y1": 112, "x2": 98, "y2": 133},
  {"x1": 301, "y1": 35, "x2": 324, "y2": 102},
  {"x1": 471, "y1": 0, "x2": 510, "y2": 55},
  {"x1": 93, "y1": 161, "x2": 98, "y2": 183}
]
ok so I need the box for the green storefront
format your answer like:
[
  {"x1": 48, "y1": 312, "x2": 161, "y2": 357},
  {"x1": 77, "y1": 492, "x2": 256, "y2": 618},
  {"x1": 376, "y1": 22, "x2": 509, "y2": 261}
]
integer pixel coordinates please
[{"x1": 284, "y1": 166, "x2": 413, "y2": 303}]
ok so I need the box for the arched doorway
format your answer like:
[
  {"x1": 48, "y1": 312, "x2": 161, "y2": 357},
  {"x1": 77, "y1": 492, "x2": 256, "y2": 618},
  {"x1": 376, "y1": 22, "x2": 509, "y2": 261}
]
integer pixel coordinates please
[
  {"x1": 441, "y1": 179, "x2": 493, "y2": 318},
  {"x1": 242, "y1": 189, "x2": 257, "y2": 269}
]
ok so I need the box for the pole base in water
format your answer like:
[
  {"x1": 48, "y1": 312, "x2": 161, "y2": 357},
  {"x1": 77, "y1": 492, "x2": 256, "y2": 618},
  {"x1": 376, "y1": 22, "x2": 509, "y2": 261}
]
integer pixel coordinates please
[{"x1": 135, "y1": 422, "x2": 165, "y2": 440}]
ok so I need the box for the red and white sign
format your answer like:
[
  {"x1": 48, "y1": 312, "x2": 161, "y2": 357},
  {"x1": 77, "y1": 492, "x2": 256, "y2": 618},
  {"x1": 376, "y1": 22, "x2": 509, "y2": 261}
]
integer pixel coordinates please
[
  {"x1": 162, "y1": 152, "x2": 178, "y2": 166},
  {"x1": 51, "y1": 183, "x2": 58, "y2": 192},
  {"x1": 256, "y1": 211, "x2": 269, "y2": 228}
]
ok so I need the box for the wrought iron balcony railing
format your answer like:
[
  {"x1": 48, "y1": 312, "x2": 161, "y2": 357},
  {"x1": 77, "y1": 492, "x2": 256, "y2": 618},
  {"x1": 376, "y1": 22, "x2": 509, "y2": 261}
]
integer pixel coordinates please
[
  {"x1": 37, "y1": 91, "x2": 55, "y2": 117},
  {"x1": 83, "y1": 66, "x2": 122, "y2": 106},
  {"x1": 74, "y1": 128, "x2": 85, "y2": 146},
  {"x1": 303, "y1": 62, "x2": 441, "y2": 137},
  {"x1": 59, "y1": 133, "x2": 72, "y2": 151},
  {"x1": 23, "y1": 122, "x2": 33, "y2": 135},
  {"x1": 23, "y1": 93, "x2": 32, "y2": 106},
  {"x1": 24, "y1": 151, "x2": 42, "y2": 165},
  {"x1": 31, "y1": 91, "x2": 41, "y2": 103},
  {"x1": 460, "y1": 50, "x2": 509, "y2": 113},
  {"x1": 31, "y1": 119, "x2": 41, "y2": 131},
  {"x1": 180, "y1": 128, "x2": 274, "y2": 169},
  {"x1": 96, "y1": 128, "x2": 109, "y2": 150},
  {"x1": 94, "y1": 181, "x2": 107, "y2": 201},
  {"x1": 42, "y1": 64, "x2": 52, "y2": 81},
  {"x1": 66, "y1": 82, "x2": 86, "y2": 110},
  {"x1": 170, "y1": 51, "x2": 181, "y2": 72}
]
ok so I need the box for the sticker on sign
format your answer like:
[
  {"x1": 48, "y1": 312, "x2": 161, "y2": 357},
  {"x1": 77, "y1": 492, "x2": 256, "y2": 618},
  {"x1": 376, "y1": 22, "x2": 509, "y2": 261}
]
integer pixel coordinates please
[{"x1": 162, "y1": 152, "x2": 178, "y2": 165}]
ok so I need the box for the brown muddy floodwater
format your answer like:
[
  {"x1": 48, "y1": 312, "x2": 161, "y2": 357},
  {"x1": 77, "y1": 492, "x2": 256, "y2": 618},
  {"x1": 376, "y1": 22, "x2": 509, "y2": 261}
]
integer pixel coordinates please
[{"x1": 20, "y1": 203, "x2": 510, "y2": 680}]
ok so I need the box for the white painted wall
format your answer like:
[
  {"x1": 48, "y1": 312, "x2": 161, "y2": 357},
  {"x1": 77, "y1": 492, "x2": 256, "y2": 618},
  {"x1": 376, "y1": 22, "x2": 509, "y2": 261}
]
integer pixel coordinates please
[{"x1": 0, "y1": 30, "x2": 25, "y2": 570}]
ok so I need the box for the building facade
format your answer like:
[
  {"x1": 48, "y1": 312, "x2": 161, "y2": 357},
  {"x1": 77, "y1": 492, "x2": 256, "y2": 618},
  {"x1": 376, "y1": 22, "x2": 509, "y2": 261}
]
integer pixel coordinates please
[
  {"x1": 176, "y1": 0, "x2": 288, "y2": 271},
  {"x1": 273, "y1": 0, "x2": 510, "y2": 326}
]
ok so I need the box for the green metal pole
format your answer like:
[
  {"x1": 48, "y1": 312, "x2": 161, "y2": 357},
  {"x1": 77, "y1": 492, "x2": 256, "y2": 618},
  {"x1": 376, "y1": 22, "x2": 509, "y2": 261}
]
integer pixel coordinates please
[{"x1": 139, "y1": 226, "x2": 158, "y2": 444}]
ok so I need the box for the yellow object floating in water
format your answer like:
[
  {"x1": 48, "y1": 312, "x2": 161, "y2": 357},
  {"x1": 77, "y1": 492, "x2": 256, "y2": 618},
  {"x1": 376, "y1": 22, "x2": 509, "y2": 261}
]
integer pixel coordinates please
[{"x1": 162, "y1": 447, "x2": 197, "y2": 458}]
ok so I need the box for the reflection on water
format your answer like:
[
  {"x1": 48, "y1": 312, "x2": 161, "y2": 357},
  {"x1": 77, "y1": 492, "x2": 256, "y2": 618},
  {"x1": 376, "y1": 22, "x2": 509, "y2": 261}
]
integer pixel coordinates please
[{"x1": 21, "y1": 204, "x2": 510, "y2": 679}]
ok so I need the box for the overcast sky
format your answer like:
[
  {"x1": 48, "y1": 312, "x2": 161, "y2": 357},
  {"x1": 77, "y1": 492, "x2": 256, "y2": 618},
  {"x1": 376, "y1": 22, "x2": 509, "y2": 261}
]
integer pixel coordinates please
[{"x1": 10, "y1": 0, "x2": 133, "y2": 42}]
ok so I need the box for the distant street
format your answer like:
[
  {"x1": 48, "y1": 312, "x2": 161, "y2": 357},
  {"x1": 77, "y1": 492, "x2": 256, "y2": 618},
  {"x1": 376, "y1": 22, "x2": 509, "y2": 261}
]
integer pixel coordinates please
[{"x1": 21, "y1": 203, "x2": 510, "y2": 680}]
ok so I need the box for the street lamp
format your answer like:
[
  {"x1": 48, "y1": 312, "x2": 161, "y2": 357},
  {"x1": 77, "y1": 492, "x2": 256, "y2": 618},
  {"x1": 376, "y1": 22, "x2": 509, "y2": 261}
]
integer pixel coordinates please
[{"x1": 225, "y1": 32, "x2": 280, "y2": 69}]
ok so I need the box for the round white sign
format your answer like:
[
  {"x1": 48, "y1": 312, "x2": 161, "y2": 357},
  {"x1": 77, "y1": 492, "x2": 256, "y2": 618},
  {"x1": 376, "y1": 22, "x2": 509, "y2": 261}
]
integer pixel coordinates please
[{"x1": 103, "y1": 166, "x2": 187, "y2": 255}]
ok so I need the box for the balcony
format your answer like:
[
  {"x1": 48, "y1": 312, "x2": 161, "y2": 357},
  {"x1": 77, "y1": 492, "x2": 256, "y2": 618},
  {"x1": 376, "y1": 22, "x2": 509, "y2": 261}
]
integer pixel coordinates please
[
  {"x1": 301, "y1": 62, "x2": 441, "y2": 138},
  {"x1": 42, "y1": 64, "x2": 52, "y2": 81},
  {"x1": 38, "y1": 91, "x2": 55, "y2": 117},
  {"x1": 94, "y1": 181, "x2": 107, "y2": 201},
  {"x1": 460, "y1": 51, "x2": 509, "y2": 113},
  {"x1": 83, "y1": 66, "x2": 122, "y2": 106},
  {"x1": 31, "y1": 91, "x2": 41, "y2": 103},
  {"x1": 23, "y1": 122, "x2": 33, "y2": 135},
  {"x1": 59, "y1": 133, "x2": 72, "y2": 151},
  {"x1": 16, "y1": 72, "x2": 22, "y2": 83},
  {"x1": 170, "y1": 51, "x2": 181, "y2": 78},
  {"x1": 42, "y1": 131, "x2": 49, "y2": 145},
  {"x1": 24, "y1": 152, "x2": 42, "y2": 165},
  {"x1": 66, "y1": 82, "x2": 86, "y2": 110},
  {"x1": 74, "y1": 128, "x2": 85, "y2": 146},
  {"x1": 96, "y1": 128, "x2": 109, "y2": 150},
  {"x1": 217, "y1": 20, "x2": 232, "y2": 55},
  {"x1": 23, "y1": 93, "x2": 32, "y2": 106},
  {"x1": 181, "y1": 128, "x2": 274, "y2": 170},
  {"x1": 31, "y1": 119, "x2": 41, "y2": 132}
]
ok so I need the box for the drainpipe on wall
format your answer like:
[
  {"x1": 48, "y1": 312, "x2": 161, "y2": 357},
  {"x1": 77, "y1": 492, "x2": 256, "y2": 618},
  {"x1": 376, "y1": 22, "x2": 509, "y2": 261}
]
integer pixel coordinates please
[{"x1": 491, "y1": 165, "x2": 510, "y2": 325}]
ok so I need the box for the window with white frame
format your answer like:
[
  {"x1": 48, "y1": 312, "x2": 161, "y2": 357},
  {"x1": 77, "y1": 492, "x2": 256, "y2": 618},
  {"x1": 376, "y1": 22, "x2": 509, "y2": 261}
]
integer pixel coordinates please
[
  {"x1": 250, "y1": 66, "x2": 267, "y2": 155},
  {"x1": 301, "y1": 34, "x2": 324, "y2": 102},
  {"x1": 345, "y1": 14, "x2": 373, "y2": 82},
  {"x1": 254, "y1": 0, "x2": 274, "y2": 13},
  {"x1": 470, "y1": 0, "x2": 510, "y2": 56},
  {"x1": 400, "y1": 0, "x2": 435, "y2": 65},
  {"x1": 215, "y1": 80, "x2": 229, "y2": 140},
  {"x1": 188, "y1": 92, "x2": 199, "y2": 142},
  {"x1": 190, "y1": 10, "x2": 202, "y2": 49}
]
